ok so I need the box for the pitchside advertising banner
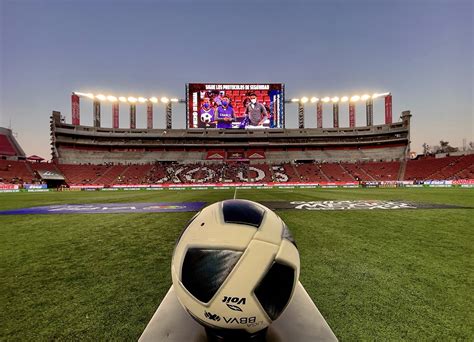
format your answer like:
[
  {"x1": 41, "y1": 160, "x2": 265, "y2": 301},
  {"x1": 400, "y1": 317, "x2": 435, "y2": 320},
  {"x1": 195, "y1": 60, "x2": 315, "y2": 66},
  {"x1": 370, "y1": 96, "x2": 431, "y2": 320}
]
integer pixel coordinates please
[{"x1": 186, "y1": 83, "x2": 285, "y2": 129}]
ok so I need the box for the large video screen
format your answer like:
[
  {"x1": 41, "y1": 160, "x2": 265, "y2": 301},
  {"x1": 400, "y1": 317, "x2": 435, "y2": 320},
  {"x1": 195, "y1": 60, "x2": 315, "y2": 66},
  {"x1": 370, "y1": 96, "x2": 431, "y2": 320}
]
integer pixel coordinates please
[{"x1": 186, "y1": 83, "x2": 285, "y2": 129}]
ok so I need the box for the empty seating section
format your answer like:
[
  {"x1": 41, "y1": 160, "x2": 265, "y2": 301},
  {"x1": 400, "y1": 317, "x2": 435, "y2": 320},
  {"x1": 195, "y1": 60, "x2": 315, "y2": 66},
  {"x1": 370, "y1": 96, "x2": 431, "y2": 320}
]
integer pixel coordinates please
[
  {"x1": 405, "y1": 156, "x2": 467, "y2": 180},
  {"x1": 116, "y1": 164, "x2": 154, "y2": 184},
  {"x1": 320, "y1": 163, "x2": 355, "y2": 182},
  {"x1": 0, "y1": 135, "x2": 16, "y2": 156},
  {"x1": 295, "y1": 163, "x2": 328, "y2": 182},
  {"x1": 426, "y1": 155, "x2": 474, "y2": 180},
  {"x1": 340, "y1": 162, "x2": 399, "y2": 181},
  {"x1": 57, "y1": 164, "x2": 111, "y2": 184},
  {"x1": 0, "y1": 160, "x2": 34, "y2": 183}
]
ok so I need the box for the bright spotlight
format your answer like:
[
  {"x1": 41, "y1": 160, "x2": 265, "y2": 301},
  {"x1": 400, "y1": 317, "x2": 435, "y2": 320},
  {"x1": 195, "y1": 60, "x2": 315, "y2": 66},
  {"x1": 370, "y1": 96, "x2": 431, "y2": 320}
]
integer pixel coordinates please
[
  {"x1": 372, "y1": 92, "x2": 390, "y2": 99},
  {"x1": 74, "y1": 92, "x2": 95, "y2": 99},
  {"x1": 96, "y1": 94, "x2": 106, "y2": 101},
  {"x1": 291, "y1": 98, "x2": 300, "y2": 103},
  {"x1": 361, "y1": 94, "x2": 371, "y2": 101},
  {"x1": 138, "y1": 97, "x2": 148, "y2": 103},
  {"x1": 340, "y1": 96, "x2": 349, "y2": 102},
  {"x1": 331, "y1": 96, "x2": 339, "y2": 103},
  {"x1": 350, "y1": 95, "x2": 360, "y2": 102},
  {"x1": 170, "y1": 98, "x2": 179, "y2": 103},
  {"x1": 128, "y1": 97, "x2": 138, "y2": 103},
  {"x1": 310, "y1": 97, "x2": 319, "y2": 103},
  {"x1": 322, "y1": 97, "x2": 330, "y2": 103},
  {"x1": 300, "y1": 97, "x2": 309, "y2": 103},
  {"x1": 119, "y1": 96, "x2": 127, "y2": 102},
  {"x1": 149, "y1": 97, "x2": 158, "y2": 103},
  {"x1": 161, "y1": 97, "x2": 170, "y2": 103},
  {"x1": 107, "y1": 96, "x2": 117, "y2": 102}
]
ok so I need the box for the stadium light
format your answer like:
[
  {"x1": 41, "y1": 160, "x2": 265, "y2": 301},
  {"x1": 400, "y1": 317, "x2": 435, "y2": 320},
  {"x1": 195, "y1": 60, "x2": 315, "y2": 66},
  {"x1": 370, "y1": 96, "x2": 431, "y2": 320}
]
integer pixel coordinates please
[
  {"x1": 300, "y1": 97, "x2": 309, "y2": 104},
  {"x1": 74, "y1": 92, "x2": 95, "y2": 99},
  {"x1": 107, "y1": 95, "x2": 117, "y2": 102},
  {"x1": 372, "y1": 92, "x2": 390, "y2": 99},
  {"x1": 138, "y1": 97, "x2": 148, "y2": 103},
  {"x1": 361, "y1": 94, "x2": 371, "y2": 101},
  {"x1": 96, "y1": 94, "x2": 106, "y2": 101},
  {"x1": 350, "y1": 95, "x2": 360, "y2": 102},
  {"x1": 119, "y1": 96, "x2": 127, "y2": 102},
  {"x1": 322, "y1": 97, "x2": 330, "y2": 103},
  {"x1": 291, "y1": 98, "x2": 300, "y2": 103},
  {"x1": 149, "y1": 97, "x2": 158, "y2": 103},
  {"x1": 161, "y1": 97, "x2": 170, "y2": 104},
  {"x1": 310, "y1": 97, "x2": 319, "y2": 103},
  {"x1": 331, "y1": 96, "x2": 339, "y2": 103},
  {"x1": 340, "y1": 96, "x2": 349, "y2": 102},
  {"x1": 170, "y1": 98, "x2": 179, "y2": 103},
  {"x1": 128, "y1": 97, "x2": 138, "y2": 103}
]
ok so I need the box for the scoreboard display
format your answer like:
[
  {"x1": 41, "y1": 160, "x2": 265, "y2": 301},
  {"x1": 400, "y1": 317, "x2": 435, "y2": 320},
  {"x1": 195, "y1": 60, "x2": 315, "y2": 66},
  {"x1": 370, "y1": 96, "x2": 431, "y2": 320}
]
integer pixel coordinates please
[{"x1": 186, "y1": 83, "x2": 285, "y2": 129}]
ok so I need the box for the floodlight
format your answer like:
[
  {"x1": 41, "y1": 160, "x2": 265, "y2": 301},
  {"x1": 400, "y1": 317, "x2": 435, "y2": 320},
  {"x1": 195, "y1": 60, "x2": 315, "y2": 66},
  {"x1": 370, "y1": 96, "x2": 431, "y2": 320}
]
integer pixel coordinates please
[
  {"x1": 128, "y1": 97, "x2": 138, "y2": 103},
  {"x1": 331, "y1": 96, "x2": 339, "y2": 103},
  {"x1": 138, "y1": 97, "x2": 148, "y2": 103},
  {"x1": 119, "y1": 96, "x2": 127, "y2": 102},
  {"x1": 149, "y1": 97, "x2": 158, "y2": 103},
  {"x1": 300, "y1": 97, "x2": 309, "y2": 103},
  {"x1": 350, "y1": 95, "x2": 360, "y2": 102},
  {"x1": 340, "y1": 96, "x2": 349, "y2": 102},
  {"x1": 291, "y1": 98, "x2": 300, "y2": 102},
  {"x1": 161, "y1": 97, "x2": 170, "y2": 103},
  {"x1": 107, "y1": 96, "x2": 117, "y2": 102},
  {"x1": 170, "y1": 98, "x2": 179, "y2": 103},
  {"x1": 361, "y1": 94, "x2": 371, "y2": 101},
  {"x1": 96, "y1": 94, "x2": 106, "y2": 101},
  {"x1": 322, "y1": 97, "x2": 330, "y2": 103},
  {"x1": 310, "y1": 97, "x2": 319, "y2": 103}
]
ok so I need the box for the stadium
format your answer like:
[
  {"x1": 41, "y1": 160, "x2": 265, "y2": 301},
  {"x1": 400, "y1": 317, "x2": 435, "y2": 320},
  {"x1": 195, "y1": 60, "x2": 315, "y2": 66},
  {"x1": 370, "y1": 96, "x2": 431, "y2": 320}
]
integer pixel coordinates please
[{"x1": 1, "y1": 82, "x2": 473, "y2": 340}]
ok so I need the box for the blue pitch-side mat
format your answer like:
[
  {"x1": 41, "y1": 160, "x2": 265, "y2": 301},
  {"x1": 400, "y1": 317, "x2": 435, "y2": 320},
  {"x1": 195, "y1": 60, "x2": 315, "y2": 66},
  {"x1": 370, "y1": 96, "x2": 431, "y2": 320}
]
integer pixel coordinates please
[{"x1": 0, "y1": 202, "x2": 207, "y2": 215}]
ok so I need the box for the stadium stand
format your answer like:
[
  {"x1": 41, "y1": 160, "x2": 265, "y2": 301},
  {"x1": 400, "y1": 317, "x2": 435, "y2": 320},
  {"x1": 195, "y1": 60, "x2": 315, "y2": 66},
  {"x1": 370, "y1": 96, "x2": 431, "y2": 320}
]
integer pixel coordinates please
[
  {"x1": 0, "y1": 127, "x2": 26, "y2": 159},
  {"x1": 1, "y1": 155, "x2": 474, "y2": 186}
]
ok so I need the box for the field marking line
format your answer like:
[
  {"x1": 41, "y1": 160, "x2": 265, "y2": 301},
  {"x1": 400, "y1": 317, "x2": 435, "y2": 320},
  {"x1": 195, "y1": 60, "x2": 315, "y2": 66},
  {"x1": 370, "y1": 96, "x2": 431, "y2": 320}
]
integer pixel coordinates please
[{"x1": 233, "y1": 187, "x2": 237, "y2": 199}]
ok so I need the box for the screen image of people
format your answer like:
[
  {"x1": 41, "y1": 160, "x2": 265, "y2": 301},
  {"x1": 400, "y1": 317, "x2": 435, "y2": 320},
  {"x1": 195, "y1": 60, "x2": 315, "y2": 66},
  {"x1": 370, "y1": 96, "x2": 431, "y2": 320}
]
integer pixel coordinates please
[{"x1": 188, "y1": 84, "x2": 284, "y2": 129}]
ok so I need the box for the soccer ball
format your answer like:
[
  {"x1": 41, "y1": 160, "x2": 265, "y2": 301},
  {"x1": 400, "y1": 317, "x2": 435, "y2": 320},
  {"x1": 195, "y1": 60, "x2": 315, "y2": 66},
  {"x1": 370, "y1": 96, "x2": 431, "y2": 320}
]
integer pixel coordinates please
[
  {"x1": 200, "y1": 112, "x2": 213, "y2": 124},
  {"x1": 171, "y1": 199, "x2": 300, "y2": 338}
]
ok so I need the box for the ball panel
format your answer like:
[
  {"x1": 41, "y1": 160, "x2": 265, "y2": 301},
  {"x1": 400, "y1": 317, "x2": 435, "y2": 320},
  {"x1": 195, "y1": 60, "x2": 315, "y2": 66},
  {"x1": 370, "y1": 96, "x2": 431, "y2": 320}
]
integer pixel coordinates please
[
  {"x1": 281, "y1": 222, "x2": 296, "y2": 246},
  {"x1": 182, "y1": 248, "x2": 243, "y2": 303},
  {"x1": 222, "y1": 199, "x2": 265, "y2": 228},
  {"x1": 254, "y1": 262, "x2": 296, "y2": 321}
]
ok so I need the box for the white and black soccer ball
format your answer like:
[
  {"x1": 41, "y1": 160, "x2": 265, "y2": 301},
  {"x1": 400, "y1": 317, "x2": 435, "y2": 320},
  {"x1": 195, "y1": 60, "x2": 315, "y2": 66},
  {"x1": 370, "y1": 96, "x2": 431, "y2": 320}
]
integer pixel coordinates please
[
  {"x1": 171, "y1": 199, "x2": 300, "y2": 338},
  {"x1": 200, "y1": 112, "x2": 213, "y2": 124}
]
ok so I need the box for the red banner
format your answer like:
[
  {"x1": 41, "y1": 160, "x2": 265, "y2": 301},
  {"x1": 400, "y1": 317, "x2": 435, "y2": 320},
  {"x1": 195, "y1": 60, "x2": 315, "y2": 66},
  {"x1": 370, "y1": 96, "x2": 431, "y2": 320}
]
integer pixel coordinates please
[
  {"x1": 112, "y1": 103, "x2": 119, "y2": 128},
  {"x1": 71, "y1": 94, "x2": 80, "y2": 125},
  {"x1": 147, "y1": 103, "x2": 153, "y2": 129},
  {"x1": 385, "y1": 95, "x2": 392, "y2": 124},
  {"x1": 333, "y1": 103, "x2": 339, "y2": 128},
  {"x1": 130, "y1": 104, "x2": 136, "y2": 129},
  {"x1": 317, "y1": 101, "x2": 323, "y2": 128},
  {"x1": 349, "y1": 102, "x2": 355, "y2": 128}
]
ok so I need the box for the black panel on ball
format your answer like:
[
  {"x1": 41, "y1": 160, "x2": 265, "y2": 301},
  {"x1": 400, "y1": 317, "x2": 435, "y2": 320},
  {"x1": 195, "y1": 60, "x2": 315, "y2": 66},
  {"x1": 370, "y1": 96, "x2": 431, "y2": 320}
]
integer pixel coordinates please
[
  {"x1": 254, "y1": 262, "x2": 295, "y2": 321},
  {"x1": 182, "y1": 249, "x2": 243, "y2": 303},
  {"x1": 222, "y1": 200, "x2": 265, "y2": 228}
]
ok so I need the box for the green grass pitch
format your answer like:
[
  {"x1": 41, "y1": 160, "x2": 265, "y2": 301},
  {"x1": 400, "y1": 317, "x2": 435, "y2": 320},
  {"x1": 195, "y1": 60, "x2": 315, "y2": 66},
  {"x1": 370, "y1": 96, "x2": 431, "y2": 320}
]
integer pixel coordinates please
[{"x1": 1, "y1": 188, "x2": 473, "y2": 340}]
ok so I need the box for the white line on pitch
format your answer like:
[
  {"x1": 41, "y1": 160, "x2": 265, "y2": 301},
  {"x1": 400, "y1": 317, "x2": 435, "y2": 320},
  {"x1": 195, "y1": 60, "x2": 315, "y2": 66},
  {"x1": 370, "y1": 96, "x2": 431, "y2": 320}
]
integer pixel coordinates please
[{"x1": 233, "y1": 187, "x2": 237, "y2": 199}]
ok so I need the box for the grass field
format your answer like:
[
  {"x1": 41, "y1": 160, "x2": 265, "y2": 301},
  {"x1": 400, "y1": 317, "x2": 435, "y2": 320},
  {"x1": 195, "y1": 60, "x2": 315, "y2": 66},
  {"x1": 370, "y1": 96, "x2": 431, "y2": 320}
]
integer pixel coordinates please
[{"x1": 1, "y1": 188, "x2": 473, "y2": 341}]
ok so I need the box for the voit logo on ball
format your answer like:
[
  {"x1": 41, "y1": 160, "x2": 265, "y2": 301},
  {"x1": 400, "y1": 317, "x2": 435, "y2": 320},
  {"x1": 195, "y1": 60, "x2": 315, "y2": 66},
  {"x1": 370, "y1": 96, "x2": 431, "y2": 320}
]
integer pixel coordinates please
[{"x1": 222, "y1": 296, "x2": 246, "y2": 312}]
